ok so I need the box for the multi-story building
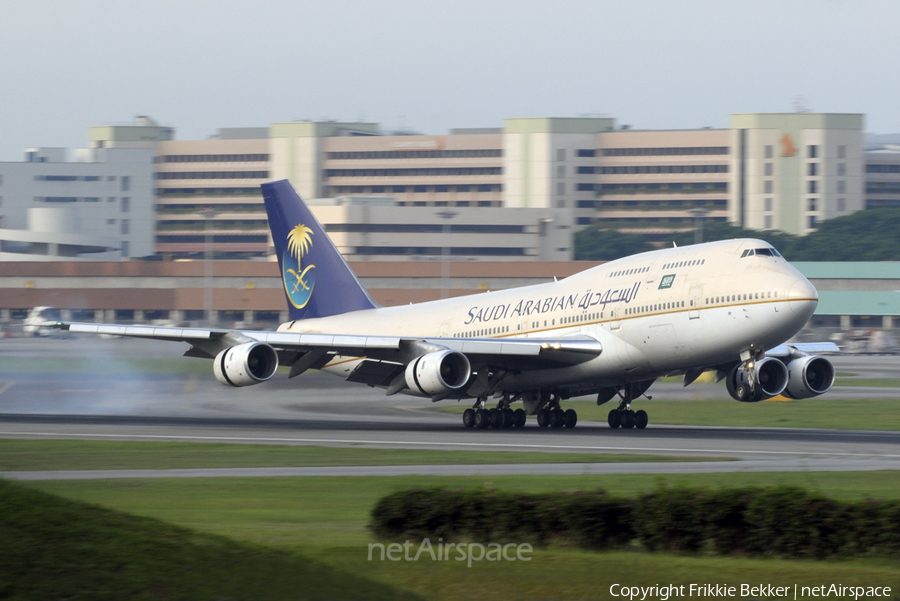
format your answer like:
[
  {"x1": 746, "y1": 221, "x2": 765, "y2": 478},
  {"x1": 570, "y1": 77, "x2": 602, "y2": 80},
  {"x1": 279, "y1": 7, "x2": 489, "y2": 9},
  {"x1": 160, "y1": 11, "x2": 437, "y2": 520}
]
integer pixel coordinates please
[
  {"x1": 728, "y1": 113, "x2": 865, "y2": 235},
  {"x1": 574, "y1": 128, "x2": 731, "y2": 234},
  {"x1": 152, "y1": 129, "x2": 271, "y2": 259},
  {"x1": 3, "y1": 111, "x2": 882, "y2": 263},
  {"x1": 864, "y1": 134, "x2": 900, "y2": 210},
  {"x1": 0, "y1": 145, "x2": 155, "y2": 260}
]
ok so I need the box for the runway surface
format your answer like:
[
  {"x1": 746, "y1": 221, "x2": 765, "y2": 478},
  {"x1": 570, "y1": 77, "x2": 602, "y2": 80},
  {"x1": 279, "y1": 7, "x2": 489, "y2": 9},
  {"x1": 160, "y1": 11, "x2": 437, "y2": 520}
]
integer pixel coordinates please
[{"x1": 2, "y1": 337, "x2": 899, "y2": 477}]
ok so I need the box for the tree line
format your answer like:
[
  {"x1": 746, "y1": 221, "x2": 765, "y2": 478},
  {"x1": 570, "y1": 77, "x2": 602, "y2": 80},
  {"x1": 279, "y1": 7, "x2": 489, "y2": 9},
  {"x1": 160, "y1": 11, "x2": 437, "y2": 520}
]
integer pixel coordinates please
[{"x1": 574, "y1": 208, "x2": 900, "y2": 261}]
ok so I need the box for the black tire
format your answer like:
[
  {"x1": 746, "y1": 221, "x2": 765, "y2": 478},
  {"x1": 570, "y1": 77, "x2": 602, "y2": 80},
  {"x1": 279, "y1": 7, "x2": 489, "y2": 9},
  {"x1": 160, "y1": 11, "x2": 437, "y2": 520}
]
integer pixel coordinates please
[
  {"x1": 489, "y1": 408, "x2": 502, "y2": 429},
  {"x1": 513, "y1": 408, "x2": 527, "y2": 428},
  {"x1": 734, "y1": 383, "x2": 749, "y2": 402},
  {"x1": 549, "y1": 408, "x2": 565, "y2": 428},
  {"x1": 607, "y1": 409, "x2": 621, "y2": 429},
  {"x1": 463, "y1": 408, "x2": 476, "y2": 428},
  {"x1": 634, "y1": 409, "x2": 648, "y2": 429},
  {"x1": 621, "y1": 410, "x2": 635, "y2": 429},
  {"x1": 564, "y1": 409, "x2": 578, "y2": 428},
  {"x1": 501, "y1": 408, "x2": 515, "y2": 428},
  {"x1": 474, "y1": 409, "x2": 490, "y2": 429},
  {"x1": 537, "y1": 409, "x2": 551, "y2": 428}
]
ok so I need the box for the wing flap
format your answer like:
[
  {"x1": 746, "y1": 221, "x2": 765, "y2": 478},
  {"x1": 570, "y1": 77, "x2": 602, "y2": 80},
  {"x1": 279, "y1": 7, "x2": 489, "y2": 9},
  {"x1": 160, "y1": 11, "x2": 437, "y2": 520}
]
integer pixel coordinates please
[{"x1": 51, "y1": 321, "x2": 602, "y2": 370}]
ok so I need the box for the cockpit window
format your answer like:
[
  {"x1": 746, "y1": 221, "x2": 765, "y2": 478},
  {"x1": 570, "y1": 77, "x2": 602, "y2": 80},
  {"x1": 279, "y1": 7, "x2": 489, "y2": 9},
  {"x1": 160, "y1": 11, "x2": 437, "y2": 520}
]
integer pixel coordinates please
[{"x1": 742, "y1": 247, "x2": 781, "y2": 258}]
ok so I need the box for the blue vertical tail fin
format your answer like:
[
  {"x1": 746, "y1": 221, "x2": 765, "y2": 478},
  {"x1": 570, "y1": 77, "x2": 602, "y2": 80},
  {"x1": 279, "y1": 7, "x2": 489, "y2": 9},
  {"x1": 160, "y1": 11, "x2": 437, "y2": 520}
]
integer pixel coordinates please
[{"x1": 262, "y1": 180, "x2": 379, "y2": 320}]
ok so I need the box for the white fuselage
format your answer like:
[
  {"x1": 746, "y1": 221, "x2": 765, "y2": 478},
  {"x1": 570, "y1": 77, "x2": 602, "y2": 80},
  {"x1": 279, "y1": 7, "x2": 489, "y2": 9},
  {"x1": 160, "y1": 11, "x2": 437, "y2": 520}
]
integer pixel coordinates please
[{"x1": 279, "y1": 239, "x2": 818, "y2": 395}]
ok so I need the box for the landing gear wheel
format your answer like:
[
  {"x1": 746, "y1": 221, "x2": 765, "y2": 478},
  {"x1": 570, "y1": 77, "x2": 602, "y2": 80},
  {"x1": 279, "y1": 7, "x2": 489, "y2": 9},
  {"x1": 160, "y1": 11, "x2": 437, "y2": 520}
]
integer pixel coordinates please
[
  {"x1": 513, "y1": 408, "x2": 527, "y2": 428},
  {"x1": 474, "y1": 409, "x2": 491, "y2": 429},
  {"x1": 634, "y1": 409, "x2": 648, "y2": 430},
  {"x1": 564, "y1": 409, "x2": 578, "y2": 428},
  {"x1": 607, "y1": 409, "x2": 621, "y2": 429},
  {"x1": 537, "y1": 409, "x2": 551, "y2": 428},
  {"x1": 501, "y1": 408, "x2": 515, "y2": 429},
  {"x1": 489, "y1": 408, "x2": 502, "y2": 429},
  {"x1": 620, "y1": 410, "x2": 635, "y2": 429},
  {"x1": 463, "y1": 408, "x2": 476, "y2": 428},
  {"x1": 734, "y1": 383, "x2": 750, "y2": 402},
  {"x1": 549, "y1": 408, "x2": 565, "y2": 428}
]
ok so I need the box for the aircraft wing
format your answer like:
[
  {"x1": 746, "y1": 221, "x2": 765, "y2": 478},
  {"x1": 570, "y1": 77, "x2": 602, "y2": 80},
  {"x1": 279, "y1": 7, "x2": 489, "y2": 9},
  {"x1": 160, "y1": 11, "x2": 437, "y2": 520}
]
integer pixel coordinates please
[{"x1": 50, "y1": 322, "x2": 603, "y2": 374}]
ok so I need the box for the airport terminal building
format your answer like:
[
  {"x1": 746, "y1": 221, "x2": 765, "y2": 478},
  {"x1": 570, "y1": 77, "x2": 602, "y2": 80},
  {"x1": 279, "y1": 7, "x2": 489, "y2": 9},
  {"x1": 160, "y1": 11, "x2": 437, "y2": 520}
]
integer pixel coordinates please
[
  {"x1": 0, "y1": 112, "x2": 898, "y2": 344},
  {"x1": 2, "y1": 112, "x2": 898, "y2": 263}
]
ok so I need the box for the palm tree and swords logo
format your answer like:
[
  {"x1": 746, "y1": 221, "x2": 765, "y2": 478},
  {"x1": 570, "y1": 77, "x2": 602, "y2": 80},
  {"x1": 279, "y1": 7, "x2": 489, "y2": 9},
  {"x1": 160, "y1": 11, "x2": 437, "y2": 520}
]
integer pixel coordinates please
[{"x1": 283, "y1": 224, "x2": 316, "y2": 308}]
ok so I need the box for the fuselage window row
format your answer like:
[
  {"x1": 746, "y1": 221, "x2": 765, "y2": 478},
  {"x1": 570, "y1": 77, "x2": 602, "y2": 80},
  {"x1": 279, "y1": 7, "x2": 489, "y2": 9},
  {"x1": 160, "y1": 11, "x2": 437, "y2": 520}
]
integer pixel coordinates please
[
  {"x1": 610, "y1": 258, "x2": 707, "y2": 278},
  {"x1": 704, "y1": 291, "x2": 781, "y2": 305}
]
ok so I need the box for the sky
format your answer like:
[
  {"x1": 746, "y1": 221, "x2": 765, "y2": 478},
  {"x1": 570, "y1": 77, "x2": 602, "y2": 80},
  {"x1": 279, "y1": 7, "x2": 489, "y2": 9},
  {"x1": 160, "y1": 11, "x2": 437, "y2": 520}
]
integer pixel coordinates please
[{"x1": 1, "y1": 0, "x2": 897, "y2": 161}]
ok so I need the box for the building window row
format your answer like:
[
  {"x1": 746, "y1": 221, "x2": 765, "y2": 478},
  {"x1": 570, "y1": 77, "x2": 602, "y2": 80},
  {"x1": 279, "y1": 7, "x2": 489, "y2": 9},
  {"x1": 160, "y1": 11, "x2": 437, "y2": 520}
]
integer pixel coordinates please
[
  {"x1": 325, "y1": 224, "x2": 525, "y2": 234},
  {"x1": 158, "y1": 154, "x2": 269, "y2": 163},
  {"x1": 155, "y1": 234, "x2": 269, "y2": 243},
  {"x1": 330, "y1": 184, "x2": 501, "y2": 194},
  {"x1": 155, "y1": 171, "x2": 269, "y2": 180},
  {"x1": 600, "y1": 146, "x2": 729, "y2": 157},
  {"x1": 156, "y1": 220, "x2": 268, "y2": 231},
  {"x1": 326, "y1": 149, "x2": 502, "y2": 160},
  {"x1": 157, "y1": 203, "x2": 264, "y2": 213},
  {"x1": 353, "y1": 246, "x2": 525, "y2": 256},
  {"x1": 325, "y1": 167, "x2": 501, "y2": 178},
  {"x1": 867, "y1": 164, "x2": 900, "y2": 173},
  {"x1": 579, "y1": 199, "x2": 727, "y2": 209},
  {"x1": 156, "y1": 187, "x2": 261, "y2": 196},
  {"x1": 867, "y1": 199, "x2": 900, "y2": 208},
  {"x1": 33, "y1": 175, "x2": 102, "y2": 182},
  {"x1": 597, "y1": 216, "x2": 728, "y2": 225},
  {"x1": 578, "y1": 164, "x2": 729, "y2": 175},
  {"x1": 588, "y1": 182, "x2": 728, "y2": 193},
  {"x1": 866, "y1": 182, "x2": 900, "y2": 194}
]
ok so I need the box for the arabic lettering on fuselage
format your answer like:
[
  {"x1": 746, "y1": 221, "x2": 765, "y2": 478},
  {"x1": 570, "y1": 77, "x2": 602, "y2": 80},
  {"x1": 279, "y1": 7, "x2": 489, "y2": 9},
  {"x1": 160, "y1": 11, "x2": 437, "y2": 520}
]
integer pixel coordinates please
[{"x1": 463, "y1": 281, "x2": 641, "y2": 325}]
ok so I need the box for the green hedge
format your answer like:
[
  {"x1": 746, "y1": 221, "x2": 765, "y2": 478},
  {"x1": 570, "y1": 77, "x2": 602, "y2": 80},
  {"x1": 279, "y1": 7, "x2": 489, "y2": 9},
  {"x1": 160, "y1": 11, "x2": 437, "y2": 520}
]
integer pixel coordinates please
[{"x1": 370, "y1": 486, "x2": 900, "y2": 559}]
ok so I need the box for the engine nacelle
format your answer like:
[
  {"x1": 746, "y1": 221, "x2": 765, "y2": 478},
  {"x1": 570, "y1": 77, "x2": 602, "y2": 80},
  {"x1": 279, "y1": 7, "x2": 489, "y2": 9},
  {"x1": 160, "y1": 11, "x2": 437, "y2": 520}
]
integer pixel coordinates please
[
  {"x1": 783, "y1": 355, "x2": 835, "y2": 399},
  {"x1": 213, "y1": 342, "x2": 279, "y2": 387},
  {"x1": 405, "y1": 350, "x2": 471, "y2": 396},
  {"x1": 726, "y1": 357, "x2": 788, "y2": 402}
]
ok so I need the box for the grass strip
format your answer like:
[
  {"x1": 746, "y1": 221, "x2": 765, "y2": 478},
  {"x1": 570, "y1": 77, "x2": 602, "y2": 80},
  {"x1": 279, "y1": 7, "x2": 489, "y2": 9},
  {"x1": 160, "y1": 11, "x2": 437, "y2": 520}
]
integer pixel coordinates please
[
  {"x1": 0, "y1": 439, "x2": 720, "y2": 471},
  {"x1": 833, "y1": 378, "x2": 900, "y2": 388},
  {"x1": 27, "y1": 471, "x2": 900, "y2": 550},
  {"x1": 0, "y1": 479, "x2": 419, "y2": 601},
  {"x1": 438, "y1": 397, "x2": 900, "y2": 430},
  {"x1": 25, "y1": 473, "x2": 900, "y2": 601}
]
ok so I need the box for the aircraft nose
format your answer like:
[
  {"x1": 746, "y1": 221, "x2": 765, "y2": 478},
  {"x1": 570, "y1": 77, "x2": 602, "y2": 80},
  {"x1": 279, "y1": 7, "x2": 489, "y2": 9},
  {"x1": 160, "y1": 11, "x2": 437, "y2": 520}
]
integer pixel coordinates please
[{"x1": 788, "y1": 277, "x2": 818, "y2": 317}]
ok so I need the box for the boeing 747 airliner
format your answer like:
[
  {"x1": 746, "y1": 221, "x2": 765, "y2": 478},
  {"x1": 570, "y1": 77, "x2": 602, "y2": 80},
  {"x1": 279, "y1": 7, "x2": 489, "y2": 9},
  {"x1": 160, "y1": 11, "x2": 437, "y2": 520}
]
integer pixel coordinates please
[{"x1": 51, "y1": 180, "x2": 837, "y2": 430}]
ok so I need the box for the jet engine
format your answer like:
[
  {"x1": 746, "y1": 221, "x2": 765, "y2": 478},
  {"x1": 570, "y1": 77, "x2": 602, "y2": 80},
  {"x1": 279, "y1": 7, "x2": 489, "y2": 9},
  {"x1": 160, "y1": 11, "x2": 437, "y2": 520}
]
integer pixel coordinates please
[
  {"x1": 726, "y1": 357, "x2": 789, "y2": 402},
  {"x1": 783, "y1": 355, "x2": 835, "y2": 399},
  {"x1": 213, "y1": 341, "x2": 279, "y2": 387},
  {"x1": 405, "y1": 350, "x2": 471, "y2": 396}
]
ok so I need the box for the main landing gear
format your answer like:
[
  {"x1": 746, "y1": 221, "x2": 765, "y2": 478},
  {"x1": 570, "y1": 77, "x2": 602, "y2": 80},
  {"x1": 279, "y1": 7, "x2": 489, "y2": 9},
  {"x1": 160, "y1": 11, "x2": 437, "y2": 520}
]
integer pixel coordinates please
[
  {"x1": 607, "y1": 406, "x2": 648, "y2": 430},
  {"x1": 462, "y1": 405, "x2": 527, "y2": 430},
  {"x1": 461, "y1": 393, "x2": 577, "y2": 430},
  {"x1": 605, "y1": 381, "x2": 652, "y2": 430}
]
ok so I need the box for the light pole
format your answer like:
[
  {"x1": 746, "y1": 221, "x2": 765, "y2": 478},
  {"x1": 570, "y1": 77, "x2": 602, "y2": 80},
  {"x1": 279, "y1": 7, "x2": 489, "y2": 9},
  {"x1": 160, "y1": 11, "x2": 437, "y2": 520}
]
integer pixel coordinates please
[
  {"x1": 200, "y1": 207, "x2": 218, "y2": 326},
  {"x1": 435, "y1": 210, "x2": 458, "y2": 299},
  {"x1": 688, "y1": 207, "x2": 710, "y2": 245}
]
